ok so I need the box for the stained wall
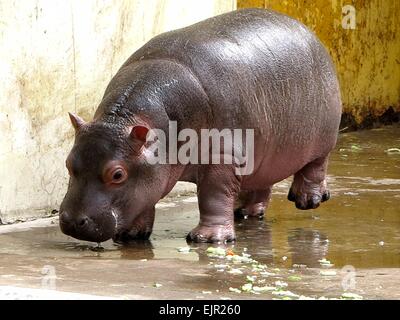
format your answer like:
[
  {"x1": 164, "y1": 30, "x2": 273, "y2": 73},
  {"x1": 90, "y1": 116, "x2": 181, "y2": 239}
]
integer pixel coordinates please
[{"x1": 0, "y1": 0, "x2": 236, "y2": 223}]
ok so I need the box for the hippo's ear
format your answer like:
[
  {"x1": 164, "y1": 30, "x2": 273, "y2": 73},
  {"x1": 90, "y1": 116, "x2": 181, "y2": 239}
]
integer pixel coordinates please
[
  {"x1": 129, "y1": 125, "x2": 150, "y2": 153},
  {"x1": 130, "y1": 125, "x2": 149, "y2": 142},
  {"x1": 68, "y1": 112, "x2": 86, "y2": 131}
]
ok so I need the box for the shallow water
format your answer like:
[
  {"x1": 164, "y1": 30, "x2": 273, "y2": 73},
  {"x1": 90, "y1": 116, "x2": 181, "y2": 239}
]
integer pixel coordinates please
[{"x1": 0, "y1": 125, "x2": 399, "y2": 299}]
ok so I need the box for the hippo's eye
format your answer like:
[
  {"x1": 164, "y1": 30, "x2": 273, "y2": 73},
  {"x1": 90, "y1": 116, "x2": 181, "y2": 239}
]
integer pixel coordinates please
[
  {"x1": 105, "y1": 167, "x2": 127, "y2": 185},
  {"x1": 103, "y1": 162, "x2": 128, "y2": 185},
  {"x1": 110, "y1": 169, "x2": 127, "y2": 184},
  {"x1": 112, "y1": 170, "x2": 124, "y2": 182}
]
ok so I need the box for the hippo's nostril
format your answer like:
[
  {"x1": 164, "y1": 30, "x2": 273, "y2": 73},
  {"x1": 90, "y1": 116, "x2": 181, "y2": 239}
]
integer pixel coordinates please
[{"x1": 76, "y1": 216, "x2": 89, "y2": 228}]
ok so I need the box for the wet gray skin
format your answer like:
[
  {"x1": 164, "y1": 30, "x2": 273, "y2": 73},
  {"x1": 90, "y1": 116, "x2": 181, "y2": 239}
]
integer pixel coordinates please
[{"x1": 0, "y1": 126, "x2": 399, "y2": 299}]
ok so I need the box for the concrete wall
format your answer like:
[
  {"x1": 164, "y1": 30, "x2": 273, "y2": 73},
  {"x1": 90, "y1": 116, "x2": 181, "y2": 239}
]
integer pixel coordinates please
[
  {"x1": 0, "y1": 0, "x2": 235, "y2": 223},
  {"x1": 238, "y1": 0, "x2": 400, "y2": 125}
]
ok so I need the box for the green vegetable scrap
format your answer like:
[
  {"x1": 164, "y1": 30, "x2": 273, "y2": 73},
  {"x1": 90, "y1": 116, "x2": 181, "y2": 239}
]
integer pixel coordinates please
[
  {"x1": 274, "y1": 281, "x2": 288, "y2": 288},
  {"x1": 318, "y1": 258, "x2": 334, "y2": 267},
  {"x1": 228, "y1": 287, "x2": 241, "y2": 294},
  {"x1": 227, "y1": 254, "x2": 254, "y2": 263},
  {"x1": 241, "y1": 283, "x2": 253, "y2": 292},
  {"x1": 350, "y1": 144, "x2": 362, "y2": 151},
  {"x1": 341, "y1": 292, "x2": 363, "y2": 300},
  {"x1": 260, "y1": 271, "x2": 276, "y2": 277},
  {"x1": 227, "y1": 268, "x2": 243, "y2": 275},
  {"x1": 251, "y1": 263, "x2": 267, "y2": 272},
  {"x1": 320, "y1": 270, "x2": 337, "y2": 276},
  {"x1": 252, "y1": 286, "x2": 276, "y2": 293},
  {"x1": 214, "y1": 264, "x2": 228, "y2": 269},
  {"x1": 205, "y1": 246, "x2": 367, "y2": 301},
  {"x1": 272, "y1": 290, "x2": 299, "y2": 298},
  {"x1": 246, "y1": 275, "x2": 257, "y2": 283},
  {"x1": 206, "y1": 247, "x2": 226, "y2": 257},
  {"x1": 288, "y1": 275, "x2": 302, "y2": 282}
]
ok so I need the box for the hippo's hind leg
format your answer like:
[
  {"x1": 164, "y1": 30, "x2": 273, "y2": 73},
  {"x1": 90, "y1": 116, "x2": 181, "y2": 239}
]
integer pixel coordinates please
[
  {"x1": 234, "y1": 187, "x2": 272, "y2": 219},
  {"x1": 288, "y1": 156, "x2": 330, "y2": 210}
]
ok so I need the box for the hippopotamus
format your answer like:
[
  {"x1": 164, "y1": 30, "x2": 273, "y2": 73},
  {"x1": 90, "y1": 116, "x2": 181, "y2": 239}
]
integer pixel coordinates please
[{"x1": 59, "y1": 8, "x2": 341, "y2": 244}]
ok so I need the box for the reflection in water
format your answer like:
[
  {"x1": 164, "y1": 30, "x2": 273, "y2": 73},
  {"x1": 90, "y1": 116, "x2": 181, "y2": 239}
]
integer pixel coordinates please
[
  {"x1": 52, "y1": 238, "x2": 156, "y2": 260},
  {"x1": 288, "y1": 228, "x2": 329, "y2": 267},
  {"x1": 234, "y1": 218, "x2": 273, "y2": 264},
  {"x1": 118, "y1": 241, "x2": 155, "y2": 260}
]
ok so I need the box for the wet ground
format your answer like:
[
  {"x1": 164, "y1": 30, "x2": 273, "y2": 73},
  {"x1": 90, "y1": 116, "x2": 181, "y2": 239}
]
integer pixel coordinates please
[{"x1": 0, "y1": 125, "x2": 399, "y2": 299}]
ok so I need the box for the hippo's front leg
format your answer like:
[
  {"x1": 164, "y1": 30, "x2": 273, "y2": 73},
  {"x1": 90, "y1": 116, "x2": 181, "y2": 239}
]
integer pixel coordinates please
[
  {"x1": 113, "y1": 207, "x2": 155, "y2": 243},
  {"x1": 187, "y1": 166, "x2": 240, "y2": 243}
]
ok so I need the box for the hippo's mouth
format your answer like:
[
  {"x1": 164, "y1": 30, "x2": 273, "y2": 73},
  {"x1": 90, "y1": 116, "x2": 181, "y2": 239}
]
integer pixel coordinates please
[{"x1": 60, "y1": 222, "x2": 114, "y2": 243}]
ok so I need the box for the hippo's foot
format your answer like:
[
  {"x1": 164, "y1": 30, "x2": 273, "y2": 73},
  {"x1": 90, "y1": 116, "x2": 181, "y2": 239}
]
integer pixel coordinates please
[
  {"x1": 288, "y1": 156, "x2": 330, "y2": 210},
  {"x1": 113, "y1": 228, "x2": 152, "y2": 244},
  {"x1": 287, "y1": 184, "x2": 330, "y2": 210},
  {"x1": 186, "y1": 224, "x2": 236, "y2": 243},
  {"x1": 234, "y1": 188, "x2": 271, "y2": 219},
  {"x1": 113, "y1": 208, "x2": 155, "y2": 244},
  {"x1": 234, "y1": 202, "x2": 265, "y2": 220}
]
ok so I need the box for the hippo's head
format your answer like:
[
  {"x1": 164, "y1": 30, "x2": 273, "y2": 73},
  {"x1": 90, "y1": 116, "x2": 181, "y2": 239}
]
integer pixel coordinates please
[{"x1": 59, "y1": 113, "x2": 170, "y2": 243}]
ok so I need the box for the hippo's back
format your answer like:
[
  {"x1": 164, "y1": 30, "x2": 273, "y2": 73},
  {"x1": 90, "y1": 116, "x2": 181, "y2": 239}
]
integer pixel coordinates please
[
  {"x1": 120, "y1": 8, "x2": 341, "y2": 182},
  {"x1": 125, "y1": 9, "x2": 339, "y2": 126}
]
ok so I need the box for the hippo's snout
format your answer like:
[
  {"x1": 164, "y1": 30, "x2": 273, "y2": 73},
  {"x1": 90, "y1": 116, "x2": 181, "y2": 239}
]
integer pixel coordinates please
[
  {"x1": 59, "y1": 211, "x2": 90, "y2": 233},
  {"x1": 59, "y1": 210, "x2": 115, "y2": 243}
]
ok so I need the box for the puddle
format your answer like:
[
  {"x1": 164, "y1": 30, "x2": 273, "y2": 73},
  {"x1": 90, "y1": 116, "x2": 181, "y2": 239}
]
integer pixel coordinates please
[{"x1": 0, "y1": 125, "x2": 399, "y2": 299}]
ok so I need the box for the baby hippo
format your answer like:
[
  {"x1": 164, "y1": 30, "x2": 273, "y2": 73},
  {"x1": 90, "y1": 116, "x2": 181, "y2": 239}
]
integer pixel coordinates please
[{"x1": 59, "y1": 8, "x2": 341, "y2": 243}]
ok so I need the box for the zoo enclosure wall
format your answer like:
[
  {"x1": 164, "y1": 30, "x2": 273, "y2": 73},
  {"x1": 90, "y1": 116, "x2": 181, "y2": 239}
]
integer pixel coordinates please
[
  {"x1": 0, "y1": 0, "x2": 236, "y2": 223},
  {"x1": 238, "y1": 0, "x2": 400, "y2": 128}
]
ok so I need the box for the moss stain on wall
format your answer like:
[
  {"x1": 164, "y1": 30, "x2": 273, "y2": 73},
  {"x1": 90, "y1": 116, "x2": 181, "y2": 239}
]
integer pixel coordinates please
[{"x1": 238, "y1": 0, "x2": 400, "y2": 126}]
